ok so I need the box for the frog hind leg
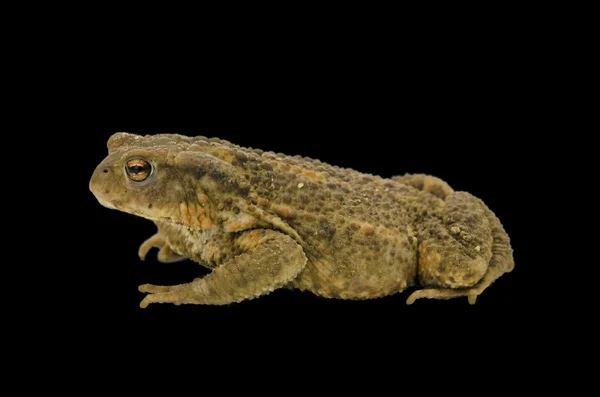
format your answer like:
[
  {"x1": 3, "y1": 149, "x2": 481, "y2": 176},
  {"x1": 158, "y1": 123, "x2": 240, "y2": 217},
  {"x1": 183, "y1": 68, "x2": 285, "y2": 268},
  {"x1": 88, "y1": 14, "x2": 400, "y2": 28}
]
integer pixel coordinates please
[
  {"x1": 407, "y1": 192, "x2": 514, "y2": 305},
  {"x1": 392, "y1": 174, "x2": 454, "y2": 199}
]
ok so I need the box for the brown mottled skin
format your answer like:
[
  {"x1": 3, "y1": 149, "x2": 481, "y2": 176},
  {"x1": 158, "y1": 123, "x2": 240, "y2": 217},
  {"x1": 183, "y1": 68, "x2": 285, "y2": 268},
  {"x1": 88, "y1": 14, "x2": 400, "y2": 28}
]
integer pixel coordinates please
[{"x1": 89, "y1": 133, "x2": 514, "y2": 308}]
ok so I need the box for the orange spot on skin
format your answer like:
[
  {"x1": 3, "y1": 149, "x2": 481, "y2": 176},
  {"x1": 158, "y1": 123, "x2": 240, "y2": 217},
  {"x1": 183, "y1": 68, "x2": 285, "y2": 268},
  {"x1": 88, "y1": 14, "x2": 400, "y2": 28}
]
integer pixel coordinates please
[
  {"x1": 301, "y1": 170, "x2": 326, "y2": 181},
  {"x1": 201, "y1": 217, "x2": 212, "y2": 230},
  {"x1": 275, "y1": 205, "x2": 296, "y2": 219},
  {"x1": 223, "y1": 213, "x2": 258, "y2": 233},
  {"x1": 210, "y1": 147, "x2": 235, "y2": 164},
  {"x1": 225, "y1": 221, "x2": 242, "y2": 231},
  {"x1": 257, "y1": 197, "x2": 269, "y2": 207},
  {"x1": 361, "y1": 224, "x2": 375, "y2": 235},
  {"x1": 285, "y1": 165, "x2": 326, "y2": 181},
  {"x1": 180, "y1": 202, "x2": 192, "y2": 225}
]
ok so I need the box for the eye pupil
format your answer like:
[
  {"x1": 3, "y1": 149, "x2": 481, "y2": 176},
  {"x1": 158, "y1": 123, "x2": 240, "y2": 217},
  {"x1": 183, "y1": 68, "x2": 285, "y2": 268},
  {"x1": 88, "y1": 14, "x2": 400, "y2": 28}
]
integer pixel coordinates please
[{"x1": 125, "y1": 159, "x2": 152, "y2": 182}]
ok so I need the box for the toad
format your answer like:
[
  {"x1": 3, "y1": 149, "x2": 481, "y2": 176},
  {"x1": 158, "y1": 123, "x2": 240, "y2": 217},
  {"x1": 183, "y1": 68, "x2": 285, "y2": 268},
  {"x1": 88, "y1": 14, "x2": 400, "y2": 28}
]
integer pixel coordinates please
[{"x1": 89, "y1": 133, "x2": 514, "y2": 307}]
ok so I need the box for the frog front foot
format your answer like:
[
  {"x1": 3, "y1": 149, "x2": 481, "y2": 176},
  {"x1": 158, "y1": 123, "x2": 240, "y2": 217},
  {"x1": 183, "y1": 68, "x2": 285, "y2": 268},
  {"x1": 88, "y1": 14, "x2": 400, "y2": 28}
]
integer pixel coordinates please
[{"x1": 138, "y1": 233, "x2": 187, "y2": 263}]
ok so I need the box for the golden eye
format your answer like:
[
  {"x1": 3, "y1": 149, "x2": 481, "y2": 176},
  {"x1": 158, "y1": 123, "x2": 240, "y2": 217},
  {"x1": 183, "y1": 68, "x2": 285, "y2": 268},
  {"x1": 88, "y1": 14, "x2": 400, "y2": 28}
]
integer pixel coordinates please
[{"x1": 125, "y1": 159, "x2": 152, "y2": 182}]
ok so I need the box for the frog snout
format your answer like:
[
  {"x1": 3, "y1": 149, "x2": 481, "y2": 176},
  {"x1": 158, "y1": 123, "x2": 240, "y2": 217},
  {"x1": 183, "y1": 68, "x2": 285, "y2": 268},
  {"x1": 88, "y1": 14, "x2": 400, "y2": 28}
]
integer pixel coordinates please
[
  {"x1": 90, "y1": 164, "x2": 110, "y2": 192},
  {"x1": 89, "y1": 163, "x2": 119, "y2": 210}
]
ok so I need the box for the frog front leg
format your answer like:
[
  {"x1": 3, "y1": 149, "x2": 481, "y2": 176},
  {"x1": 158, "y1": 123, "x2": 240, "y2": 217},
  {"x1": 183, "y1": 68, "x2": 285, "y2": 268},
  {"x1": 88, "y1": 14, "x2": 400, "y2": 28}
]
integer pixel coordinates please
[
  {"x1": 138, "y1": 229, "x2": 307, "y2": 307},
  {"x1": 138, "y1": 233, "x2": 186, "y2": 263}
]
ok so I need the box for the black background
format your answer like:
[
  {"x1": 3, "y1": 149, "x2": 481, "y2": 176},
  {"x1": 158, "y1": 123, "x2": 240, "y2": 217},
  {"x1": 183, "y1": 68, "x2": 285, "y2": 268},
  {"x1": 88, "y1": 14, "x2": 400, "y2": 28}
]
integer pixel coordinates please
[{"x1": 6, "y1": 15, "x2": 595, "y2": 397}]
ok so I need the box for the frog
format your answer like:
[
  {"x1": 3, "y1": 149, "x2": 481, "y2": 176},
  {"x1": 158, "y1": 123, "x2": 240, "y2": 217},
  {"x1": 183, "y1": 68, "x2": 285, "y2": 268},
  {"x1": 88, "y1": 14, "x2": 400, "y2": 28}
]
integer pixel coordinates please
[{"x1": 89, "y1": 132, "x2": 514, "y2": 308}]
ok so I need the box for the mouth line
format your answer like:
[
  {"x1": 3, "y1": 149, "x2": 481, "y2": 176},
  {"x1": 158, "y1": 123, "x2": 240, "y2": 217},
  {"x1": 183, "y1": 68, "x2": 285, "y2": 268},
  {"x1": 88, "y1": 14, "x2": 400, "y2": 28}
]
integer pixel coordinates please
[
  {"x1": 96, "y1": 196, "x2": 118, "y2": 210},
  {"x1": 95, "y1": 197, "x2": 186, "y2": 227}
]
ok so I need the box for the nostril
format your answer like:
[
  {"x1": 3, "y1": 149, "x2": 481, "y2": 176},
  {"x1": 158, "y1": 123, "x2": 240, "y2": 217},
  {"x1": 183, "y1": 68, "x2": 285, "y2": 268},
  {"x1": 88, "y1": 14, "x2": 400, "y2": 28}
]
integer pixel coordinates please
[{"x1": 103, "y1": 169, "x2": 109, "y2": 174}]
